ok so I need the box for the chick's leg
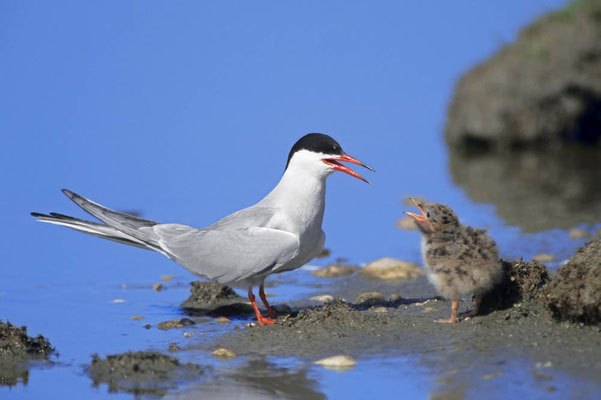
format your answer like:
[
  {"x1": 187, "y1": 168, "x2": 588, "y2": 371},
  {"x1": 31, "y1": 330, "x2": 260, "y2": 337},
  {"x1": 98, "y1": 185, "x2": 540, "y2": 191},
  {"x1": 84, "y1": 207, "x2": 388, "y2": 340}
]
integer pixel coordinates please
[{"x1": 436, "y1": 298, "x2": 459, "y2": 323}]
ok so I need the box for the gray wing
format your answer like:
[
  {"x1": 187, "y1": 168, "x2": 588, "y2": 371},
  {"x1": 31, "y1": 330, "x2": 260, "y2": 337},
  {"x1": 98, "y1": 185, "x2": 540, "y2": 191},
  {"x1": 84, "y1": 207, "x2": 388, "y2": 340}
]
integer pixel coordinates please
[{"x1": 155, "y1": 224, "x2": 300, "y2": 284}]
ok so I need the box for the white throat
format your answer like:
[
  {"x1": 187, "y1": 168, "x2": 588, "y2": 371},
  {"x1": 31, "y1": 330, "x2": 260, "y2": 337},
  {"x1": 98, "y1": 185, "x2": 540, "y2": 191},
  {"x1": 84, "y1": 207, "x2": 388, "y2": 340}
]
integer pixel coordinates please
[{"x1": 261, "y1": 150, "x2": 333, "y2": 234}]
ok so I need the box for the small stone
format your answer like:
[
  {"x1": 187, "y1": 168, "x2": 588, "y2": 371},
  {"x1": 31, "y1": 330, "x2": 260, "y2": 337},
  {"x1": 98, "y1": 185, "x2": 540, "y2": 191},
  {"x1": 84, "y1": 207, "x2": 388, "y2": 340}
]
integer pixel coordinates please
[
  {"x1": 533, "y1": 254, "x2": 555, "y2": 262},
  {"x1": 314, "y1": 355, "x2": 357, "y2": 370},
  {"x1": 111, "y1": 299, "x2": 126, "y2": 303},
  {"x1": 152, "y1": 283, "x2": 164, "y2": 292},
  {"x1": 389, "y1": 294, "x2": 406, "y2": 306},
  {"x1": 310, "y1": 295, "x2": 334, "y2": 303},
  {"x1": 568, "y1": 229, "x2": 589, "y2": 239},
  {"x1": 316, "y1": 248, "x2": 331, "y2": 259},
  {"x1": 423, "y1": 307, "x2": 435, "y2": 313},
  {"x1": 359, "y1": 257, "x2": 424, "y2": 280},
  {"x1": 168, "y1": 342, "x2": 181, "y2": 352},
  {"x1": 396, "y1": 217, "x2": 417, "y2": 230},
  {"x1": 183, "y1": 332, "x2": 196, "y2": 338},
  {"x1": 120, "y1": 283, "x2": 127, "y2": 289},
  {"x1": 130, "y1": 316, "x2": 144, "y2": 321},
  {"x1": 371, "y1": 307, "x2": 388, "y2": 313},
  {"x1": 157, "y1": 319, "x2": 194, "y2": 330},
  {"x1": 216, "y1": 317, "x2": 231, "y2": 324},
  {"x1": 482, "y1": 371, "x2": 503, "y2": 381},
  {"x1": 212, "y1": 348, "x2": 236, "y2": 360},
  {"x1": 535, "y1": 361, "x2": 552, "y2": 368},
  {"x1": 311, "y1": 264, "x2": 358, "y2": 278},
  {"x1": 532, "y1": 369, "x2": 554, "y2": 381},
  {"x1": 161, "y1": 275, "x2": 175, "y2": 281},
  {"x1": 144, "y1": 324, "x2": 152, "y2": 330},
  {"x1": 356, "y1": 292, "x2": 386, "y2": 307},
  {"x1": 179, "y1": 318, "x2": 195, "y2": 326}
]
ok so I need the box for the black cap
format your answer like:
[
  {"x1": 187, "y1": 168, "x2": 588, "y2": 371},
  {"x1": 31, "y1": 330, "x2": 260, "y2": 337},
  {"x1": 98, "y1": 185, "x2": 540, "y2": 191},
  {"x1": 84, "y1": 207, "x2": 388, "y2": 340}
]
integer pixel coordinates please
[{"x1": 285, "y1": 133, "x2": 344, "y2": 169}]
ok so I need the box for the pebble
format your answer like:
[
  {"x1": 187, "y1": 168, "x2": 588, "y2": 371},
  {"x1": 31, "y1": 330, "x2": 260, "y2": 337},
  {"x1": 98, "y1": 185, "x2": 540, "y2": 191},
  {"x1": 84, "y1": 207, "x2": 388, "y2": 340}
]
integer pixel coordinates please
[
  {"x1": 311, "y1": 264, "x2": 358, "y2": 278},
  {"x1": 359, "y1": 258, "x2": 424, "y2": 280},
  {"x1": 130, "y1": 316, "x2": 144, "y2": 321},
  {"x1": 423, "y1": 307, "x2": 435, "y2": 313},
  {"x1": 168, "y1": 342, "x2": 181, "y2": 352},
  {"x1": 568, "y1": 229, "x2": 589, "y2": 239},
  {"x1": 371, "y1": 307, "x2": 388, "y2": 313},
  {"x1": 310, "y1": 295, "x2": 334, "y2": 303},
  {"x1": 356, "y1": 292, "x2": 387, "y2": 306},
  {"x1": 152, "y1": 282, "x2": 164, "y2": 292},
  {"x1": 161, "y1": 275, "x2": 175, "y2": 281},
  {"x1": 482, "y1": 372, "x2": 504, "y2": 380},
  {"x1": 216, "y1": 317, "x2": 231, "y2": 324},
  {"x1": 389, "y1": 293, "x2": 406, "y2": 306},
  {"x1": 144, "y1": 324, "x2": 152, "y2": 330},
  {"x1": 396, "y1": 217, "x2": 418, "y2": 230},
  {"x1": 180, "y1": 318, "x2": 195, "y2": 326},
  {"x1": 314, "y1": 355, "x2": 357, "y2": 370},
  {"x1": 183, "y1": 332, "x2": 196, "y2": 338},
  {"x1": 111, "y1": 299, "x2": 126, "y2": 303},
  {"x1": 157, "y1": 318, "x2": 195, "y2": 330},
  {"x1": 212, "y1": 348, "x2": 236, "y2": 361},
  {"x1": 533, "y1": 254, "x2": 555, "y2": 262}
]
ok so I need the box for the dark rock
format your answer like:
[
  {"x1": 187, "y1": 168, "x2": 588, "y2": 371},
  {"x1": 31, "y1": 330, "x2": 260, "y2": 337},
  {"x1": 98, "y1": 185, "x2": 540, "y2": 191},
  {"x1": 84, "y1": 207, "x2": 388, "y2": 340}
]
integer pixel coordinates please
[
  {"x1": 87, "y1": 351, "x2": 204, "y2": 396},
  {"x1": 181, "y1": 281, "x2": 243, "y2": 309},
  {"x1": 0, "y1": 321, "x2": 55, "y2": 359},
  {"x1": 445, "y1": 0, "x2": 601, "y2": 150},
  {"x1": 0, "y1": 321, "x2": 55, "y2": 387},
  {"x1": 480, "y1": 260, "x2": 550, "y2": 313},
  {"x1": 544, "y1": 237, "x2": 601, "y2": 324}
]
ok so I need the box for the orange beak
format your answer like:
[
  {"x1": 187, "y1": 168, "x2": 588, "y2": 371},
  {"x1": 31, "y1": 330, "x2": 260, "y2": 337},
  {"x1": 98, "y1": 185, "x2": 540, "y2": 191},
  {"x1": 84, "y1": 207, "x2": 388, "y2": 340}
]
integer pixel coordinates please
[
  {"x1": 404, "y1": 197, "x2": 431, "y2": 231},
  {"x1": 322, "y1": 153, "x2": 374, "y2": 184}
]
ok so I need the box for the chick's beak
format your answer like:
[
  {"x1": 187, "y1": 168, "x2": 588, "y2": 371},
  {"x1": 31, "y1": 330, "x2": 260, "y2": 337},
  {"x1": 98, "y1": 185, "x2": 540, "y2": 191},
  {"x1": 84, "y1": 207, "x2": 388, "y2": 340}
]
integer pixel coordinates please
[
  {"x1": 404, "y1": 197, "x2": 430, "y2": 230},
  {"x1": 323, "y1": 153, "x2": 375, "y2": 184}
]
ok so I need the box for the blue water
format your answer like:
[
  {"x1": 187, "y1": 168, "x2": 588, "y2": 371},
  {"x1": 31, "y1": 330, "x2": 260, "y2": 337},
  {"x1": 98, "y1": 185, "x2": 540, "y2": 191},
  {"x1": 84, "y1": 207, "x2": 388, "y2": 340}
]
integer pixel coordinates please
[{"x1": 5, "y1": 0, "x2": 601, "y2": 399}]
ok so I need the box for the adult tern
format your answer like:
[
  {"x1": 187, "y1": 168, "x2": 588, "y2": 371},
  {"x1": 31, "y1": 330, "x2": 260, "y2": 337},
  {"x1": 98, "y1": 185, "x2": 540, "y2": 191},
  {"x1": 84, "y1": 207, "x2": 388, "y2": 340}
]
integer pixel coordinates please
[{"x1": 32, "y1": 133, "x2": 374, "y2": 325}]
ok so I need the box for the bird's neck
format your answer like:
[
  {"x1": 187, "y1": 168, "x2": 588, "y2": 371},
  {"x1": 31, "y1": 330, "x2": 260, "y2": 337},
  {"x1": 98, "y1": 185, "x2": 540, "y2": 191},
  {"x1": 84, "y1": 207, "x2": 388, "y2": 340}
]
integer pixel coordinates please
[{"x1": 263, "y1": 167, "x2": 327, "y2": 233}]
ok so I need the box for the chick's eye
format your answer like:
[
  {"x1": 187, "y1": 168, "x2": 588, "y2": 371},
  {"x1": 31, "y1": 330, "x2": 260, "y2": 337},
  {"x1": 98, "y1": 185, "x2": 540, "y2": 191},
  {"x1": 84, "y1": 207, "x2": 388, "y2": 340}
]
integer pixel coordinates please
[{"x1": 426, "y1": 212, "x2": 430, "y2": 218}]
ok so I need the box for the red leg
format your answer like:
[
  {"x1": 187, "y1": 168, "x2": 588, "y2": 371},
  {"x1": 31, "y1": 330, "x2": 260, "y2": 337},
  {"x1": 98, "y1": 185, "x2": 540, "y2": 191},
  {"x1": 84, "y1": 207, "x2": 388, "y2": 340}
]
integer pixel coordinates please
[
  {"x1": 248, "y1": 287, "x2": 274, "y2": 326},
  {"x1": 436, "y1": 298, "x2": 459, "y2": 323},
  {"x1": 259, "y1": 283, "x2": 278, "y2": 319}
]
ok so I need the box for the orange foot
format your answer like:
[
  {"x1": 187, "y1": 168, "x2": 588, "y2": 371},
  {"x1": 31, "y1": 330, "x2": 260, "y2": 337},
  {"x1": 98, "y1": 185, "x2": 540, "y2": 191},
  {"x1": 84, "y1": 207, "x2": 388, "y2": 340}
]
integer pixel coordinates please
[
  {"x1": 435, "y1": 316, "x2": 459, "y2": 323},
  {"x1": 257, "y1": 316, "x2": 275, "y2": 326}
]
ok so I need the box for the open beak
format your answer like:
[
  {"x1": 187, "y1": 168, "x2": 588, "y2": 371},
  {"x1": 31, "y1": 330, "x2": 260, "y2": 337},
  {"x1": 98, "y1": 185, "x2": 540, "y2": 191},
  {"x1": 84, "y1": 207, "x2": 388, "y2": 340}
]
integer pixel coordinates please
[
  {"x1": 404, "y1": 197, "x2": 431, "y2": 231},
  {"x1": 322, "y1": 153, "x2": 375, "y2": 184}
]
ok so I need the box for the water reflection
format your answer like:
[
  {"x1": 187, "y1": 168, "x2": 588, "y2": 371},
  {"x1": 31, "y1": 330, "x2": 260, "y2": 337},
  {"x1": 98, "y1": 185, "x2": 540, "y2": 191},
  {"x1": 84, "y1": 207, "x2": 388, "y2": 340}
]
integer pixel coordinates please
[
  {"x1": 449, "y1": 146, "x2": 601, "y2": 233},
  {"x1": 173, "y1": 357, "x2": 325, "y2": 400}
]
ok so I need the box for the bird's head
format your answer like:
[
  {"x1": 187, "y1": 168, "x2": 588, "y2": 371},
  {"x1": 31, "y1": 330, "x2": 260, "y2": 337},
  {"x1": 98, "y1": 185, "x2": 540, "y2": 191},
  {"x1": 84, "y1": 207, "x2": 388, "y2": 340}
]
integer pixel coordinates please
[
  {"x1": 404, "y1": 198, "x2": 459, "y2": 234},
  {"x1": 284, "y1": 133, "x2": 374, "y2": 183}
]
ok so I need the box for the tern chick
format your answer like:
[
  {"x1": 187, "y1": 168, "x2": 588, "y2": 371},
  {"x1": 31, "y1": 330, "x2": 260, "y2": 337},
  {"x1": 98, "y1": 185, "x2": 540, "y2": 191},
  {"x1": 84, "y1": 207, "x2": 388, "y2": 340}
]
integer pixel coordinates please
[{"x1": 405, "y1": 198, "x2": 502, "y2": 323}]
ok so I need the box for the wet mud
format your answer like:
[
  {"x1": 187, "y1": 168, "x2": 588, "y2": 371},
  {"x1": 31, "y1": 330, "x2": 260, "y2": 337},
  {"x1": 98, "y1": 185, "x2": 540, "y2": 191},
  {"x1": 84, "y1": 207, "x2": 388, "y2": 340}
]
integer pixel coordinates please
[
  {"x1": 544, "y1": 236, "x2": 601, "y2": 324},
  {"x1": 87, "y1": 351, "x2": 205, "y2": 397},
  {"x1": 0, "y1": 321, "x2": 55, "y2": 387},
  {"x1": 181, "y1": 281, "x2": 254, "y2": 318},
  {"x1": 206, "y1": 254, "x2": 601, "y2": 389},
  {"x1": 479, "y1": 259, "x2": 550, "y2": 314}
]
